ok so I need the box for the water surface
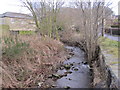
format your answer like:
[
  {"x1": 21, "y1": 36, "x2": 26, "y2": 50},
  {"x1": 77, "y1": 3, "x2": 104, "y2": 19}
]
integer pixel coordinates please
[{"x1": 55, "y1": 46, "x2": 92, "y2": 88}]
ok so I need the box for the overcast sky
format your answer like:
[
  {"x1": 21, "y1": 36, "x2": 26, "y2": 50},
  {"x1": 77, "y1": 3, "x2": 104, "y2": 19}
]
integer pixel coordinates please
[{"x1": 0, "y1": 0, "x2": 119, "y2": 15}]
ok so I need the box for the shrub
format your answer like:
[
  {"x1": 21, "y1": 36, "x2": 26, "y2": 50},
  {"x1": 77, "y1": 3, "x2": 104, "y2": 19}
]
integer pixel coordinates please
[
  {"x1": 2, "y1": 35, "x2": 67, "y2": 88},
  {"x1": 2, "y1": 36, "x2": 29, "y2": 60}
]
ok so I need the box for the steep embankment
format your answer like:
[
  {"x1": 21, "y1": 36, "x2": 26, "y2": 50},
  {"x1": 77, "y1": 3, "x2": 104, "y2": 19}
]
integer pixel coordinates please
[{"x1": 2, "y1": 35, "x2": 68, "y2": 88}]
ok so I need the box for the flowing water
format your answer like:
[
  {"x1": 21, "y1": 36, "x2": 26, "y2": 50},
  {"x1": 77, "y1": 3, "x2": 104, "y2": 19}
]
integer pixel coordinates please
[{"x1": 55, "y1": 46, "x2": 92, "y2": 88}]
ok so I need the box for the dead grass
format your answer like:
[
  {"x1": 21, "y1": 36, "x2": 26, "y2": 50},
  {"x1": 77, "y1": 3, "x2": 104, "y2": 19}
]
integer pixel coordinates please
[{"x1": 1, "y1": 35, "x2": 67, "y2": 88}]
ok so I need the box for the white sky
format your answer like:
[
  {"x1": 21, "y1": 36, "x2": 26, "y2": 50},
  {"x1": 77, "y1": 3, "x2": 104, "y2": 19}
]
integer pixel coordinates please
[{"x1": 0, "y1": 0, "x2": 119, "y2": 15}]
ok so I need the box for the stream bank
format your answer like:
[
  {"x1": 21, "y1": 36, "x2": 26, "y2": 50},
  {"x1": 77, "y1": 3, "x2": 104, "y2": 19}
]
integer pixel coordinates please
[
  {"x1": 60, "y1": 40, "x2": 119, "y2": 89},
  {"x1": 41, "y1": 39, "x2": 119, "y2": 89},
  {"x1": 93, "y1": 48, "x2": 120, "y2": 89}
]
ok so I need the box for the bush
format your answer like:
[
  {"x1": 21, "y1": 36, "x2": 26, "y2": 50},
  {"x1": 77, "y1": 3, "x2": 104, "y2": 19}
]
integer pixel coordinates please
[
  {"x1": 2, "y1": 36, "x2": 29, "y2": 59},
  {"x1": 2, "y1": 35, "x2": 67, "y2": 88}
]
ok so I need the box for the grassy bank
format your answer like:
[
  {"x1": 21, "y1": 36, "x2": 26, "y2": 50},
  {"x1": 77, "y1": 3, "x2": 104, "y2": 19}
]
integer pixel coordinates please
[{"x1": 100, "y1": 37, "x2": 119, "y2": 58}]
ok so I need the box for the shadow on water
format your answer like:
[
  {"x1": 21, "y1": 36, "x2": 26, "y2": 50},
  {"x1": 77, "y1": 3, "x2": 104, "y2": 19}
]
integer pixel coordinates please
[{"x1": 55, "y1": 46, "x2": 92, "y2": 88}]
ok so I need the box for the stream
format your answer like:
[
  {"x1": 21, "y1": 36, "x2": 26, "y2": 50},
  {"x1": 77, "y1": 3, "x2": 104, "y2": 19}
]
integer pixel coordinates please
[{"x1": 54, "y1": 46, "x2": 92, "y2": 88}]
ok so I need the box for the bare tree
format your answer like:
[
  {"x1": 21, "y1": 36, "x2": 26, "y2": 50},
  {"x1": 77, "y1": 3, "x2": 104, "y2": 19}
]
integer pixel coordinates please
[
  {"x1": 21, "y1": 0, "x2": 64, "y2": 39},
  {"x1": 21, "y1": 0, "x2": 40, "y2": 29},
  {"x1": 47, "y1": 0, "x2": 64, "y2": 39},
  {"x1": 75, "y1": 0, "x2": 113, "y2": 64}
]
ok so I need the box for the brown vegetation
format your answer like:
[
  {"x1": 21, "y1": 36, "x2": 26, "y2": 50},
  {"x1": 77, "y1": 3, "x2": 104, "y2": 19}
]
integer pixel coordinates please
[{"x1": 2, "y1": 35, "x2": 67, "y2": 88}]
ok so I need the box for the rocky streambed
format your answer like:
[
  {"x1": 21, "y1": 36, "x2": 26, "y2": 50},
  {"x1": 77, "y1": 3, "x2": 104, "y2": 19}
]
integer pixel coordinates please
[{"x1": 46, "y1": 46, "x2": 92, "y2": 88}]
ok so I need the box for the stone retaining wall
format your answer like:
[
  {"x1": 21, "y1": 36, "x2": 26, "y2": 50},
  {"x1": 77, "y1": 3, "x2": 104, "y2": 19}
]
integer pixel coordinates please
[{"x1": 93, "y1": 49, "x2": 120, "y2": 89}]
